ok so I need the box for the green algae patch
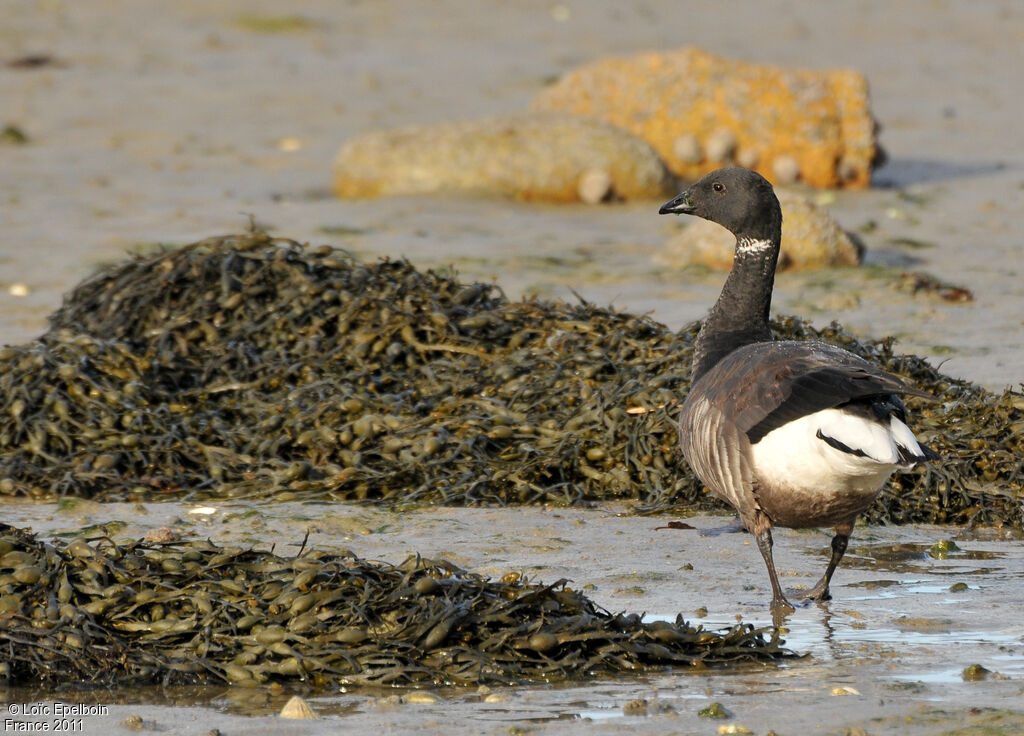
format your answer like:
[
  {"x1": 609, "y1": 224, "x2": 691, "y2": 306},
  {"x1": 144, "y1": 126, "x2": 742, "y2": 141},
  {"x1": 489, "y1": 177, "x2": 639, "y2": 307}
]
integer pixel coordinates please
[
  {"x1": 232, "y1": 15, "x2": 316, "y2": 33},
  {"x1": 699, "y1": 701, "x2": 732, "y2": 719},
  {"x1": 929, "y1": 539, "x2": 961, "y2": 559}
]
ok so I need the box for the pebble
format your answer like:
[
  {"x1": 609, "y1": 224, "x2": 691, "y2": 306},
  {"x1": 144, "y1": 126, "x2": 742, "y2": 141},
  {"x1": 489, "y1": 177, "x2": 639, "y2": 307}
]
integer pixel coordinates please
[
  {"x1": 699, "y1": 702, "x2": 731, "y2": 719},
  {"x1": 120, "y1": 715, "x2": 144, "y2": 730},
  {"x1": 736, "y1": 148, "x2": 760, "y2": 169},
  {"x1": 961, "y1": 664, "x2": 991, "y2": 681},
  {"x1": 830, "y1": 686, "x2": 861, "y2": 695},
  {"x1": 673, "y1": 134, "x2": 702, "y2": 164},
  {"x1": 577, "y1": 167, "x2": 613, "y2": 204},
  {"x1": 622, "y1": 698, "x2": 648, "y2": 716},
  {"x1": 279, "y1": 694, "x2": 319, "y2": 719},
  {"x1": 772, "y1": 154, "x2": 801, "y2": 184},
  {"x1": 142, "y1": 526, "x2": 177, "y2": 543},
  {"x1": 403, "y1": 691, "x2": 440, "y2": 705},
  {"x1": 705, "y1": 128, "x2": 737, "y2": 163}
]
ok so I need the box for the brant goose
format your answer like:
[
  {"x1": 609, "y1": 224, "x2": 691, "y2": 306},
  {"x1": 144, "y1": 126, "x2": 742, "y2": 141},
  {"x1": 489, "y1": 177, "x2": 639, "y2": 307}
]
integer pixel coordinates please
[{"x1": 659, "y1": 167, "x2": 939, "y2": 613}]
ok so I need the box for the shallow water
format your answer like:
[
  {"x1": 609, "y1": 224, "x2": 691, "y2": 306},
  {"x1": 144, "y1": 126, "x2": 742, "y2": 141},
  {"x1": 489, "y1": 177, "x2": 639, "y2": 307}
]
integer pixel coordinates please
[{"x1": 4, "y1": 500, "x2": 1024, "y2": 734}]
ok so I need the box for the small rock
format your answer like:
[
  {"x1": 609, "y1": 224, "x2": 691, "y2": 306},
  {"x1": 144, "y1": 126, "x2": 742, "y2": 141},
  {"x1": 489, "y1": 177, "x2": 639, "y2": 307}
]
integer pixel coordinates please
[
  {"x1": 622, "y1": 698, "x2": 648, "y2": 716},
  {"x1": 120, "y1": 714, "x2": 144, "y2": 730},
  {"x1": 838, "y1": 155, "x2": 861, "y2": 183},
  {"x1": 0, "y1": 125, "x2": 30, "y2": 145},
  {"x1": 928, "y1": 539, "x2": 960, "y2": 558},
  {"x1": 772, "y1": 154, "x2": 801, "y2": 184},
  {"x1": 143, "y1": 526, "x2": 178, "y2": 543},
  {"x1": 717, "y1": 725, "x2": 753, "y2": 735},
  {"x1": 279, "y1": 694, "x2": 319, "y2": 719},
  {"x1": 577, "y1": 168, "x2": 613, "y2": 204},
  {"x1": 673, "y1": 134, "x2": 702, "y2": 164},
  {"x1": 276, "y1": 136, "x2": 303, "y2": 152},
  {"x1": 830, "y1": 685, "x2": 861, "y2": 695},
  {"x1": 375, "y1": 694, "x2": 404, "y2": 709},
  {"x1": 699, "y1": 702, "x2": 731, "y2": 719},
  {"x1": 962, "y1": 664, "x2": 991, "y2": 681},
  {"x1": 736, "y1": 148, "x2": 760, "y2": 169},
  {"x1": 705, "y1": 128, "x2": 737, "y2": 163},
  {"x1": 402, "y1": 691, "x2": 440, "y2": 705},
  {"x1": 550, "y1": 3, "x2": 571, "y2": 21}
]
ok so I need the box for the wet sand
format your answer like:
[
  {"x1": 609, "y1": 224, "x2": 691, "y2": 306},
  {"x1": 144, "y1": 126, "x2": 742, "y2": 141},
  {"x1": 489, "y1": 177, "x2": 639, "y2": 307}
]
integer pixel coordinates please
[
  {"x1": 3, "y1": 1, "x2": 1024, "y2": 734},
  {"x1": 4, "y1": 499, "x2": 1024, "y2": 735}
]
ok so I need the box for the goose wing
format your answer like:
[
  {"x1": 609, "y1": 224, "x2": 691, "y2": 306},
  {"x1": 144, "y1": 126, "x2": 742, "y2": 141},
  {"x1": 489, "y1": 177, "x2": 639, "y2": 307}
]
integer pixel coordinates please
[
  {"x1": 678, "y1": 340, "x2": 935, "y2": 520},
  {"x1": 694, "y1": 340, "x2": 934, "y2": 445}
]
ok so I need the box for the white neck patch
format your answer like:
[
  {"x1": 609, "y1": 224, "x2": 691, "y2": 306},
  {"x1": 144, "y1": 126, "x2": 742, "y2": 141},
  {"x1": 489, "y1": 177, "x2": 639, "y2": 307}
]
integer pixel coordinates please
[{"x1": 737, "y1": 237, "x2": 775, "y2": 255}]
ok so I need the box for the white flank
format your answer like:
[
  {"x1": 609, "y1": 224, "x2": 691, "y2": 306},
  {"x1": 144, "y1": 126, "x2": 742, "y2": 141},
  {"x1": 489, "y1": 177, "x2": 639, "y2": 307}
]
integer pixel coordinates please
[{"x1": 750, "y1": 408, "x2": 904, "y2": 496}]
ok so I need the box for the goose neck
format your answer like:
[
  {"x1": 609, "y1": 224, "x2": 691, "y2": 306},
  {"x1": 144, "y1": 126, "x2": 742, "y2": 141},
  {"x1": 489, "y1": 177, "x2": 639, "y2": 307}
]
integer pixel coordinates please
[{"x1": 691, "y1": 235, "x2": 780, "y2": 381}]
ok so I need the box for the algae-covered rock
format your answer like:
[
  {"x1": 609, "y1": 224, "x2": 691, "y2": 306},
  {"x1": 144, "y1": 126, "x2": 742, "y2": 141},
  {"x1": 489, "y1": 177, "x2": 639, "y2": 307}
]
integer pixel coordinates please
[
  {"x1": 332, "y1": 112, "x2": 673, "y2": 202},
  {"x1": 657, "y1": 190, "x2": 862, "y2": 271},
  {"x1": 533, "y1": 47, "x2": 880, "y2": 189}
]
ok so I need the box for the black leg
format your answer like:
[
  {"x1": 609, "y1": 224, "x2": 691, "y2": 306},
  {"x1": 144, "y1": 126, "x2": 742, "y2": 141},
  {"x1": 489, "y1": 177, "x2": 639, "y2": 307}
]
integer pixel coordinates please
[
  {"x1": 801, "y1": 530, "x2": 850, "y2": 602},
  {"x1": 755, "y1": 527, "x2": 795, "y2": 614}
]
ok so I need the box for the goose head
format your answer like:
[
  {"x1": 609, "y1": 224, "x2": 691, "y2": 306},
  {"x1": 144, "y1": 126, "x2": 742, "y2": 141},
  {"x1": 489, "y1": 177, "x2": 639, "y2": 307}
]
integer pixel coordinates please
[{"x1": 659, "y1": 166, "x2": 782, "y2": 244}]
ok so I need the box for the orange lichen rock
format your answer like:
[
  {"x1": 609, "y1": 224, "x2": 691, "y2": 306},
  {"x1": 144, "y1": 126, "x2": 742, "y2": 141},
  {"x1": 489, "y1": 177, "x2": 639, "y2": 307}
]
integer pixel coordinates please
[
  {"x1": 332, "y1": 113, "x2": 673, "y2": 203},
  {"x1": 533, "y1": 47, "x2": 879, "y2": 189},
  {"x1": 657, "y1": 190, "x2": 863, "y2": 271}
]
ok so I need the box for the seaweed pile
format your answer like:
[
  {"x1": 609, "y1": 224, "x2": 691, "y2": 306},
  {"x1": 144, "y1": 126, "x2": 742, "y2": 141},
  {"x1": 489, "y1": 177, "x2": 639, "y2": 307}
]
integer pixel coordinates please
[
  {"x1": 0, "y1": 525, "x2": 785, "y2": 687},
  {"x1": 0, "y1": 232, "x2": 1021, "y2": 525}
]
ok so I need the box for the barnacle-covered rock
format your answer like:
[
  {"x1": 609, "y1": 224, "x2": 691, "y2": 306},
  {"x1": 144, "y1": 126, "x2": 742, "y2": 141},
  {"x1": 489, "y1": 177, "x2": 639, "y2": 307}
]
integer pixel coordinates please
[
  {"x1": 657, "y1": 189, "x2": 862, "y2": 271},
  {"x1": 533, "y1": 47, "x2": 880, "y2": 189},
  {"x1": 332, "y1": 112, "x2": 673, "y2": 202}
]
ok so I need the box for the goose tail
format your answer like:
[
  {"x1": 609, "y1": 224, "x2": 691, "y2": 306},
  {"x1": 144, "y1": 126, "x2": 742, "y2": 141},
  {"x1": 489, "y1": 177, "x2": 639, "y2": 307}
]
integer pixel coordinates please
[{"x1": 890, "y1": 416, "x2": 940, "y2": 467}]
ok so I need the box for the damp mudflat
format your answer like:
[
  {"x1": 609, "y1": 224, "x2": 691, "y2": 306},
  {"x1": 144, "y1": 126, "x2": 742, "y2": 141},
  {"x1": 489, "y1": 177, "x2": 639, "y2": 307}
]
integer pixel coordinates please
[
  {"x1": 3, "y1": 1, "x2": 1024, "y2": 734},
  {"x1": 4, "y1": 499, "x2": 1024, "y2": 735}
]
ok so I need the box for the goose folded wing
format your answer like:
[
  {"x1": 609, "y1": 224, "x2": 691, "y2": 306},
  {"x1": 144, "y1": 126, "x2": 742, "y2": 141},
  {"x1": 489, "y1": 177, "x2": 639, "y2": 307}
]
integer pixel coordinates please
[{"x1": 695, "y1": 341, "x2": 934, "y2": 445}]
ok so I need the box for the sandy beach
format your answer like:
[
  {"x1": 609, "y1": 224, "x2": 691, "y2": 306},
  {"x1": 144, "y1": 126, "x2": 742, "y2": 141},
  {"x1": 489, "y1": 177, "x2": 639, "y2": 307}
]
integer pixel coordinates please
[{"x1": 2, "y1": 1, "x2": 1024, "y2": 734}]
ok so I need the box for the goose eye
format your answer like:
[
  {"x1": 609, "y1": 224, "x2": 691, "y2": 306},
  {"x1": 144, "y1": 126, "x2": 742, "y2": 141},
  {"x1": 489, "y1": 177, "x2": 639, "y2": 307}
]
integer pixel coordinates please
[{"x1": 712, "y1": 182, "x2": 725, "y2": 192}]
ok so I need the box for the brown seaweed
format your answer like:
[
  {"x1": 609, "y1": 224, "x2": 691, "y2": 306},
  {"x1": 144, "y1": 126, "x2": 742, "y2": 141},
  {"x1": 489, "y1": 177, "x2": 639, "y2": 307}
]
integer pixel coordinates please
[
  {"x1": 0, "y1": 232, "x2": 1020, "y2": 526},
  {"x1": 0, "y1": 524, "x2": 786, "y2": 687}
]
